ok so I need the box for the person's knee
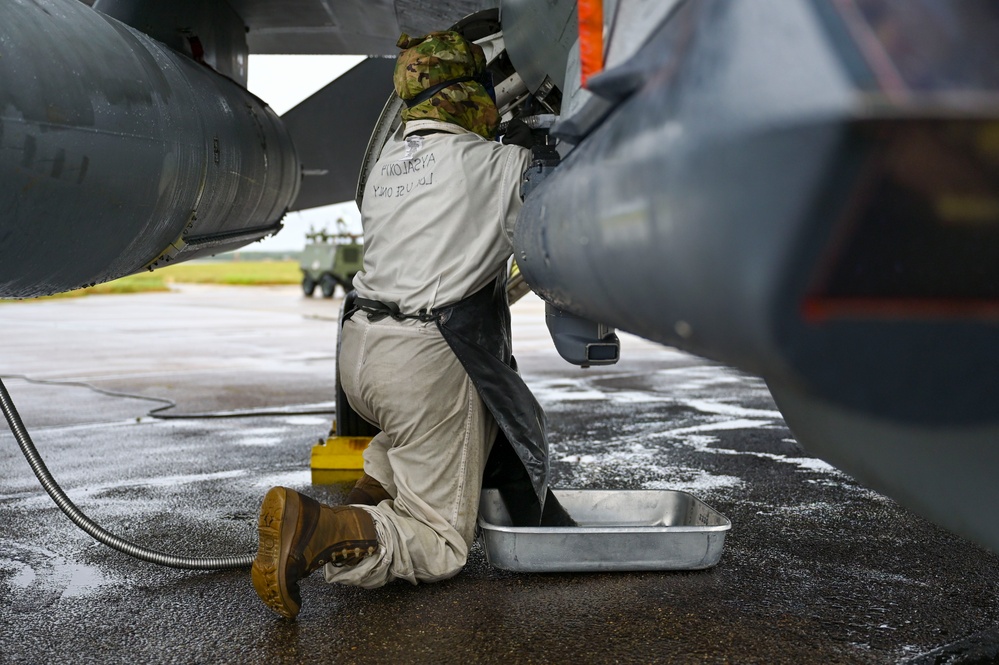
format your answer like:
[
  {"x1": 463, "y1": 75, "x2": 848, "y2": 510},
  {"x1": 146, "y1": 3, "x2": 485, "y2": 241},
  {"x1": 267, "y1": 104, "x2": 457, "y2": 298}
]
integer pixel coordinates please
[
  {"x1": 415, "y1": 554, "x2": 466, "y2": 584},
  {"x1": 409, "y1": 533, "x2": 470, "y2": 583}
]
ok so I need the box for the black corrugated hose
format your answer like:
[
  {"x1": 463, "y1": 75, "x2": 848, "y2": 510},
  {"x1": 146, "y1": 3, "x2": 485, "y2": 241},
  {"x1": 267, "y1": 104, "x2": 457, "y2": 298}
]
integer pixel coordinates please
[{"x1": 0, "y1": 376, "x2": 254, "y2": 570}]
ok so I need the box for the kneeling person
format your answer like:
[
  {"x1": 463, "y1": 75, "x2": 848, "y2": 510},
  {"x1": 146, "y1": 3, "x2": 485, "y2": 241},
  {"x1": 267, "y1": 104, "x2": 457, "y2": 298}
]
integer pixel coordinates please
[{"x1": 252, "y1": 30, "x2": 551, "y2": 619}]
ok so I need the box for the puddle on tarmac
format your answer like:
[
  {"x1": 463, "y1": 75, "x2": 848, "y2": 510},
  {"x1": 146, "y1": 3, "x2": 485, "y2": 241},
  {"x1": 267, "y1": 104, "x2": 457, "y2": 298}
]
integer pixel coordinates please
[{"x1": 0, "y1": 543, "x2": 111, "y2": 602}]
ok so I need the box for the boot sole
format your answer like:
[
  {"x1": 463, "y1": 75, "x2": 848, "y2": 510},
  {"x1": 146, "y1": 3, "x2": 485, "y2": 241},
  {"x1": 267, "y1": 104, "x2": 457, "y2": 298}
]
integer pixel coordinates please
[{"x1": 251, "y1": 487, "x2": 300, "y2": 619}]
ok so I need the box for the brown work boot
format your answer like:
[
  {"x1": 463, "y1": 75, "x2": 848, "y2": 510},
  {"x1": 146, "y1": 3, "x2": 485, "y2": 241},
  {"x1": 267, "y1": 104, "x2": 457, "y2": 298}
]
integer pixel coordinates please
[
  {"x1": 346, "y1": 473, "x2": 393, "y2": 506},
  {"x1": 252, "y1": 486, "x2": 378, "y2": 619}
]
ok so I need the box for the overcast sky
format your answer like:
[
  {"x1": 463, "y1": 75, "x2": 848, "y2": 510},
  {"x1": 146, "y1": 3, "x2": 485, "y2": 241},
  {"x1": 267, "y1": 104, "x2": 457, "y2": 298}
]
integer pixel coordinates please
[{"x1": 245, "y1": 54, "x2": 367, "y2": 252}]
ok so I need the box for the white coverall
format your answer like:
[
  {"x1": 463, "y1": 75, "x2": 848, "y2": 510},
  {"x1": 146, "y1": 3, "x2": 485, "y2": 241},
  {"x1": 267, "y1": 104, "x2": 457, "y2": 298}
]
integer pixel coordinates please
[{"x1": 327, "y1": 118, "x2": 531, "y2": 588}]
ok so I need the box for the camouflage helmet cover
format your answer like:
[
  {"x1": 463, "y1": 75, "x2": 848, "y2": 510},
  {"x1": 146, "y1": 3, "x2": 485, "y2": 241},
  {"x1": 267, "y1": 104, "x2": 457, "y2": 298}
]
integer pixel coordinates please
[{"x1": 394, "y1": 31, "x2": 499, "y2": 139}]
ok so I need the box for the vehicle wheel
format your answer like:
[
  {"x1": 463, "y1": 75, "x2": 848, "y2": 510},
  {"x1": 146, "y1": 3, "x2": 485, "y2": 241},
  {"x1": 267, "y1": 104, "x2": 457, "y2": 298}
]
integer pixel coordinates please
[
  {"x1": 302, "y1": 275, "x2": 316, "y2": 297},
  {"x1": 320, "y1": 273, "x2": 337, "y2": 298}
]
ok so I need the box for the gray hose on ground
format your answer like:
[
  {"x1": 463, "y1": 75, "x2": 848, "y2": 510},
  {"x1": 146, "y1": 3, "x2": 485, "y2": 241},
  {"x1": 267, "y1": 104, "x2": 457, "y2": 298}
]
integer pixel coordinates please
[{"x1": 0, "y1": 376, "x2": 254, "y2": 570}]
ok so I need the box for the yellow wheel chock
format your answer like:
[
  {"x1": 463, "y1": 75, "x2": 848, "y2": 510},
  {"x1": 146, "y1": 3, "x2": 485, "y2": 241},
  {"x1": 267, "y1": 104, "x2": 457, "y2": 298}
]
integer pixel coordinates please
[{"x1": 310, "y1": 421, "x2": 372, "y2": 484}]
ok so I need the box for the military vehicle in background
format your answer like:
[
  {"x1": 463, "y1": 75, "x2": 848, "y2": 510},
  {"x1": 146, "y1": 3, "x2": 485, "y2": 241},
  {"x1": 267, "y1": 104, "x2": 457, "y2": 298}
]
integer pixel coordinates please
[{"x1": 299, "y1": 219, "x2": 364, "y2": 298}]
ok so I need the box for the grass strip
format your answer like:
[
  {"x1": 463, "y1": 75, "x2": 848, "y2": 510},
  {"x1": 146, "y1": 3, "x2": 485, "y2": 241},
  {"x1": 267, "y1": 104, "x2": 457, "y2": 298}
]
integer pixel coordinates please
[{"x1": 10, "y1": 260, "x2": 302, "y2": 301}]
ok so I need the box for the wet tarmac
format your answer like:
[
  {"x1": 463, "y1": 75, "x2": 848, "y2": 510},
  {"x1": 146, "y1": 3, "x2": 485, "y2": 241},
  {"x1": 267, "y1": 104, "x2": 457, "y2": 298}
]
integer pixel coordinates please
[{"x1": 1, "y1": 285, "x2": 998, "y2": 664}]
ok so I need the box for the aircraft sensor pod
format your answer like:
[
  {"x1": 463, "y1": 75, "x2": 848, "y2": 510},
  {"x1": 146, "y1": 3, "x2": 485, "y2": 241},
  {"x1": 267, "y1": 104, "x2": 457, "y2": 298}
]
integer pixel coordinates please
[{"x1": 0, "y1": 0, "x2": 300, "y2": 299}]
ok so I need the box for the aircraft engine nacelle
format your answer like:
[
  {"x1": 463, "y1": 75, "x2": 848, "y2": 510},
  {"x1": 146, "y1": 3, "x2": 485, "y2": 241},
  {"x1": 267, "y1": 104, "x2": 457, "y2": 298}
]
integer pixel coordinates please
[
  {"x1": 511, "y1": 0, "x2": 999, "y2": 550},
  {"x1": 0, "y1": 0, "x2": 300, "y2": 298}
]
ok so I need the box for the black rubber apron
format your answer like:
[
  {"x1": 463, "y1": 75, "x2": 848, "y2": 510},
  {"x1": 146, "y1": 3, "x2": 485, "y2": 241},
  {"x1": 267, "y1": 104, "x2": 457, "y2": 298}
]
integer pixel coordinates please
[{"x1": 350, "y1": 278, "x2": 572, "y2": 526}]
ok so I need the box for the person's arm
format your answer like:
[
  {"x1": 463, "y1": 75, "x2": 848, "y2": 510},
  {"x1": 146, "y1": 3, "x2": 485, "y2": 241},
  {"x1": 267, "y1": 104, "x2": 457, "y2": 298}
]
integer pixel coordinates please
[{"x1": 500, "y1": 145, "x2": 532, "y2": 245}]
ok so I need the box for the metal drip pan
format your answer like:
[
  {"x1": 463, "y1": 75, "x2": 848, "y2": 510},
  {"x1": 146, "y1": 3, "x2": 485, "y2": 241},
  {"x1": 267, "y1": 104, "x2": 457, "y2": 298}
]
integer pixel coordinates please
[{"x1": 477, "y1": 489, "x2": 731, "y2": 573}]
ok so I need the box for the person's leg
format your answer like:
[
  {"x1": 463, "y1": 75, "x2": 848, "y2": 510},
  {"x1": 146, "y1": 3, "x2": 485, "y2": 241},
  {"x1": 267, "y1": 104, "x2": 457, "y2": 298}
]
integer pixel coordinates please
[
  {"x1": 252, "y1": 487, "x2": 378, "y2": 619},
  {"x1": 252, "y1": 315, "x2": 497, "y2": 618},
  {"x1": 327, "y1": 315, "x2": 496, "y2": 587},
  {"x1": 345, "y1": 471, "x2": 393, "y2": 506},
  {"x1": 339, "y1": 318, "x2": 394, "y2": 495}
]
